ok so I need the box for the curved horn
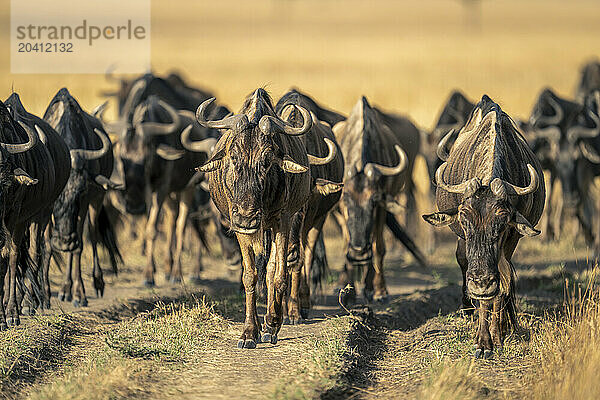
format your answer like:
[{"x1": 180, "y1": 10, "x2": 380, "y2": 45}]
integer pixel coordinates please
[
  {"x1": 567, "y1": 108, "x2": 600, "y2": 141},
  {"x1": 70, "y1": 128, "x2": 110, "y2": 161},
  {"x1": 580, "y1": 141, "x2": 600, "y2": 164},
  {"x1": 92, "y1": 101, "x2": 108, "y2": 118},
  {"x1": 137, "y1": 100, "x2": 181, "y2": 137},
  {"x1": 364, "y1": 144, "x2": 407, "y2": 176},
  {"x1": 95, "y1": 175, "x2": 124, "y2": 191},
  {"x1": 121, "y1": 79, "x2": 147, "y2": 119},
  {"x1": 34, "y1": 125, "x2": 48, "y2": 145},
  {"x1": 307, "y1": 138, "x2": 337, "y2": 165},
  {"x1": 490, "y1": 164, "x2": 539, "y2": 197},
  {"x1": 180, "y1": 124, "x2": 217, "y2": 154},
  {"x1": 5, "y1": 121, "x2": 38, "y2": 154},
  {"x1": 435, "y1": 162, "x2": 474, "y2": 194},
  {"x1": 436, "y1": 129, "x2": 455, "y2": 161},
  {"x1": 533, "y1": 95, "x2": 564, "y2": 127},
  {"x1": 259, "y1": 105, "x2": 312, "y2": 136},
  {"x1": 196, "y1": 98, "x2": 249, "y2": 130}
]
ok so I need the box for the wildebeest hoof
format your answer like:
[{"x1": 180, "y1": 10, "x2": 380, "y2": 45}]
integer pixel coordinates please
[
  {"x1": 300, "y1": 308, "x2": 309, "y2": 320},
  {"x1": 290, "y1": 316, "x2": 304, "y2": 325},
  {"x1": 483, "y1": 350, "x2": 493, "y2": 359},
  {"x1": 22, "y1": 306, "x2": 36, "y2": 316},
  {"x1": 237, "y1": 339, "x2": 257, "y2": 349},
  {"x1": 283, "y1": 317, "x2": 290, "y2": 325},
  {"x1": 261, "y1": 332, "x2": 278, "y2": 344},
  {"x1": 0, "y1": 322, "x2": 7, "y2": 331},
  {"x1": 59, "y1": 292, "x2": 72, "y2": 302},
  {"x1": 189, "y1": 275, "x2": 202, "y2": 285},
  {"x1": 73, "y1": 298, "x2": 88, "y2": 308},
  {"x1": 143, "y1": 279, "x2": 155, "y2": 288},
  {"x1": 474, "y1": 348, "x2": 483, "y2": 359},
  {"x1": 170, "y1": 276, "x2": 182, "y2": 284},
  {"x1": 374, "y1": 294, "x2": 389, "y2": 304},
  {"x1": 6, "y1": 316, "x2": 20, "y2": 327},
  {"x1": 362, "y1": 288, "x2": 374, "y2": 303}
]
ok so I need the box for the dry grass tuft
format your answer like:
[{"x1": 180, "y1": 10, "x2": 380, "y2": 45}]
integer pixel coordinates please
[{"x1": 105, "y1": 295, "x2": 229, "y2": 361}]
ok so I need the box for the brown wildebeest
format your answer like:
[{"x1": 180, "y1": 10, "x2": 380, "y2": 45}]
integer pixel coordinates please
[
  {"x1": 333, "y1": 96, "x2": 427, "y2": 304},
  {"x1": 196, "y1": 89, "x2": 338, "y2": 348},
  {"x1": 423, "y1": 95, "x2": 545, "y2": 358},
  {"x1": 275, "y1": 90, "x2": 344, "y2": 323}
]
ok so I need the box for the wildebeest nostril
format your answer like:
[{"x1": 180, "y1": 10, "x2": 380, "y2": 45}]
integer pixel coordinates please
[{"x1": 467, "y1": 275, "x2": 499, "y2": 298}]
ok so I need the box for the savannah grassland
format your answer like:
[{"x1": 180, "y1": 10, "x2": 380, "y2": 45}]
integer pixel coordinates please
[{"x1": 0, "y1": 1, "x2": 599, "y2": 399}]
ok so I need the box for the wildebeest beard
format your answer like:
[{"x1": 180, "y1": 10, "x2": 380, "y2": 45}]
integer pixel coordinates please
[
  {"x1": 459, "y1": 189, "x2": 514, "y2": 300},
  {"x1": 224, "y1": 126, "x2": 286, "y2": 237},
  {"x1": 0, "y1": 161, "x2": 14, "y2": 250}
]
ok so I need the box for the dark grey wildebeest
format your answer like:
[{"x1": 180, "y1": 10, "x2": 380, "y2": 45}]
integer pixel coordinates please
[
  {"x1": 5, "y1": 93, "x2": 71, "y2": 311},
  {"x1": 114, "y1": 93, "x2": 218, "y2": 286},
  {"x1": 423, "y1": 95, "x2": 545, "y2": 358},
  {"x1": 0, "y1": 100, "x2": 68, "y2": 327},
  {"x1": 275, "y1": 90, "x2": 344, "y2": 323},
  {"x1": 44, "y1": 88, "x2": 122, "y2": 307},
  {"x1": 333, "y1": 96, "x2": 427, "y2": 303},
  {"x1": 528, "y1": 88, "x2": 592, "y2": 242},
  {"x1": 196, "y1": 89, "x2": 338, "y2": 348}
]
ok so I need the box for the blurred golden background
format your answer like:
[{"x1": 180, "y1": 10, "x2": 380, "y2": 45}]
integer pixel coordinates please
[{"x1": 0, "y1": 0, "x2": 598, "y2": 130}]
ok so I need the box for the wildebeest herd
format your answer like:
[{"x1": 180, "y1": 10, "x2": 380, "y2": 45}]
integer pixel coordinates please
[{"x1": 1, "y1": 60, "x2": 599, "y2": 358}]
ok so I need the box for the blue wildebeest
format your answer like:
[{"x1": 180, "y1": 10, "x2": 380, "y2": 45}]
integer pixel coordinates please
[
  {"x1": 196, "y1": 89, "x2": 338, "y2": 348},
  {"x1": 528, "y1": 88, "x2": 595, "y2": 242},
  {"x1": 333, "y1": 96, "x2": 427, "y2": 304},
  {"x1": 5, "y1": 93, "x2": 71, "y2": 312},
  {"x1": 0, "y1": 99, "x2": 69, "y2": 327},
  {"x1": 44, "y1": 88, "x2": 122, "y2": 307},
  {"x1": 423, "y1": 95, "x2": 545, "y2": 358},
  {"x1": 275, "y1": 90, "x2": 344, "y2": 323}
]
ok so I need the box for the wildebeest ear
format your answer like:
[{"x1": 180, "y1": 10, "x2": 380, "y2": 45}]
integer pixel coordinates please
[
  {"x1": 13, "y1": 168, "x2": 38, "y2": 186},
  {"x1": 315, "y1": 178, "x2": 343, "y2": 195},
  {"x1": 422, "y1": 209, "x2": 458, "y2": 227},
  {"x1": 197, "y1": 146, "x2": 226, "y2": 172},
  {"x1": 510, "y1": 211, "x2": 540, "y2": 237},
  {"x1": 279, "y1": 155, "x2": 308, "y2": 174}
]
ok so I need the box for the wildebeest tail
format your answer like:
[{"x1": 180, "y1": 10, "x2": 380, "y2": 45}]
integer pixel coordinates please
[
  {"x1": 17, "y1": 240, "x2": 43, "y2": 306},
  {"x1": 310, "y1": 232, "x2": 329, "y2": 295},
  {"x1": 96, "y1": 205, "x2": 123, "y2": 274},
  {"x1": 385, "y1": 212, "x2": 428, "y2": 268}
]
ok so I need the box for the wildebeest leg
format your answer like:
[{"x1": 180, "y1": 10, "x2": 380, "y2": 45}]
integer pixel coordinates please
[
  {"x1": 163, "y1": 195, "x2": 178, "y2": 282},
  {"x1": 372, "y1": 208, "x2": 388, "y2": 302},
  {"x1": 59, "y1": 252, "x2": 73, "y2": 302},
  {"x1": 171, "y1": 189, "x2": 193, "y2": 283},
  {"x1": 6, "y1": 226, "x2": 25, "y2": 326},
  {"x1": 287, "y1": 210, "x2": 305, "y2": 325},
  {"x1": 71, "y1": 247, "x2": 87, "y2": 307},
  {"x1": 575, "y1": 163, "x2": 596, "y2": 253},
  {"x1": 41, "y1": 225, "x2": 52, "y2": 309},
  {"x1": 300, "y1": 217, "x2": 327, "y2": 320},
  {"x1": 456, "y1": 238, "x2": 474, "y2": 313},
  {"x1": 144, "y1": 190, "x2": 168, "y2": 286},
  {"x1": 87, "y1": 205, "x2": 104, "y2": 298},
  {"x1": 236, "y1": 235, "x2": 260, "y2": 349},
  {"x1": 0, "y1": 256, "x2": 7, "y2": 329},
  {"x1": 262, "y1": 218, "x2": 289, "y2": 344},
  {"x1": 540, "y1": 171, "x2": 555, "y2": 242},
  {"x1": 474, "y1": 300, "x2": 493, "y2": 358}
]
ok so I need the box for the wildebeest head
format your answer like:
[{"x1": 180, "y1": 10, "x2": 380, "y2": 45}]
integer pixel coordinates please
[
  {"x1": 116, "y1": 95, "x2": 183, "y2": 214},
  {"x1": 339, "y1": 97, "x2": 407, "y2": 264},
  {"x1": 44, "y1": 89, "x2": 114, "y2": 251},
  {"x1": 0, "y1": 102, "x2": 39, "y2": 245},
  {"x1": 424, "y1": 97, "x2": 541, "y2": 300},
  {"x1": 197, "y1": 89, "x2": 312, "y2": 234},
  {"x1": 425, "y1": 91, "x2": 474, "y2": 185},
  {"x1": 529, "y1": 88, "x2": 597, "y2": 209}
]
